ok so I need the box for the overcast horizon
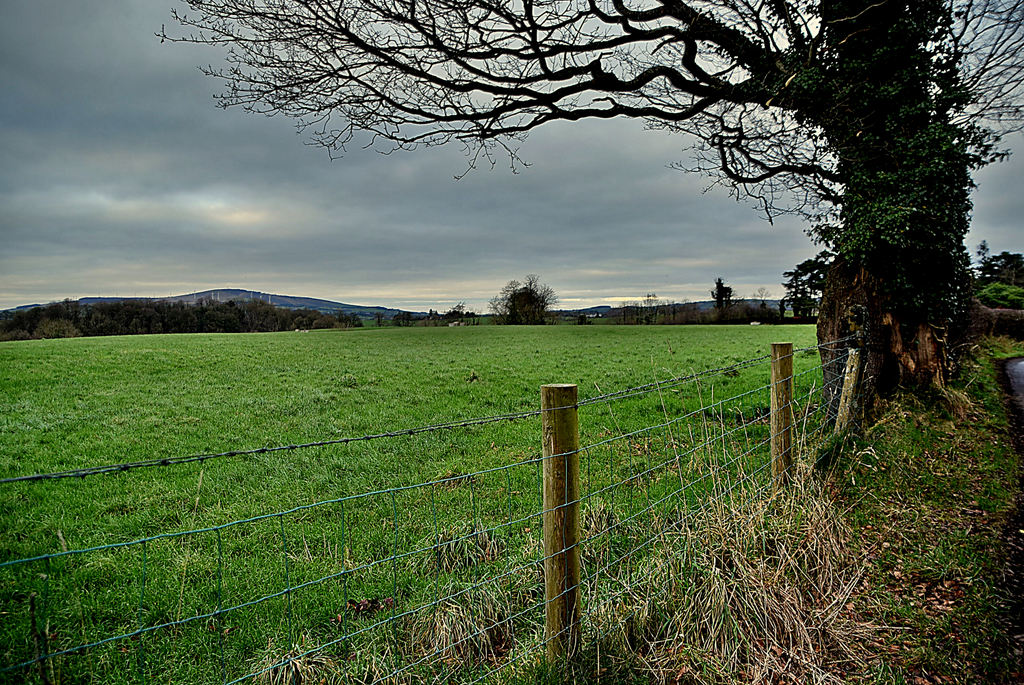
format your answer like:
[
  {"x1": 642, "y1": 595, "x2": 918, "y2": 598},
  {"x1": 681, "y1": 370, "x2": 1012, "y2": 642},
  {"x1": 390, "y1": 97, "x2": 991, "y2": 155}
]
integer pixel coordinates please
[{"x1": 2, "y1": 1, "x2": 1021, "y2": 315}]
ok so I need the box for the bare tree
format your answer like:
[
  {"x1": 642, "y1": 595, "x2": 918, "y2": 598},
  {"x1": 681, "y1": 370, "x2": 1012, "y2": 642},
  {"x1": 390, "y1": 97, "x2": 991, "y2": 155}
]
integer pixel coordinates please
[
  {"x1": 489, "y1": 274, "x2": 557, "y2": 324},
  {"x1": 165, "y1": 1, "x2": 1024, "y2": 396},
  {"x1": 642, "y1": 292, "x2": 661, "y2": 324}
]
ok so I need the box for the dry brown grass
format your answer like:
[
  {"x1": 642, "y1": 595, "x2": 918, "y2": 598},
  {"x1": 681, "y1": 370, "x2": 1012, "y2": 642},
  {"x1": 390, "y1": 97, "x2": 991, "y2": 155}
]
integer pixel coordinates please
[
  {"x1": 406, "y1": 581, "x2": 516, "y2": 665},
  {"x1": 587, "y1": 468, "x2": 872, "y2": 684},
  {"x1": 258, "y1": 466, "x2": 868, "y2": 685},
  {"x1": 937, "y1": 385, "x2": 977, "y2": 422},
  {"x1": 430, "y1": 524, "x2": 505, "y2": 573},
  {"x1": 255, "y1": 643, "x2": 341, "y2": 685}
]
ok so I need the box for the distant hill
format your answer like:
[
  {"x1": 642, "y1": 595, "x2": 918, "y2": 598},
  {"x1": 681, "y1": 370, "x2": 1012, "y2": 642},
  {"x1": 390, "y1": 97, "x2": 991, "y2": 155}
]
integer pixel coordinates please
[
  {"x1": 4, "y1": 289, "x2": 422, "y2": 319},
  {"x1": 556, "y1": 305, "x2": 613, "y2": 316}
]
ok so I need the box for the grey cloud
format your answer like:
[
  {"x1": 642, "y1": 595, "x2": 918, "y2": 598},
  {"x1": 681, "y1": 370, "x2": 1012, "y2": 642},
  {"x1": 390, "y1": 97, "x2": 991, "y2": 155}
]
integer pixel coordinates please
[{"x1": 1, "y1": 1, "x2": 1020, "y2": 313}]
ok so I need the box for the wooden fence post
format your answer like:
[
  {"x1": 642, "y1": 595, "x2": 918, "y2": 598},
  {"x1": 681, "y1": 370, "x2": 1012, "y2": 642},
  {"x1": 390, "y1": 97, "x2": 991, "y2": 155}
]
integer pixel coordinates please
[
  {"x1": 834, "y1": 348, "x2": 862, "y2": 433},
  {"x1": 541, "y1": 384, "x2": 580, "y2": 664},
  {"x1": 770, "y1": 343, "x2": 794, "y2": 487}
]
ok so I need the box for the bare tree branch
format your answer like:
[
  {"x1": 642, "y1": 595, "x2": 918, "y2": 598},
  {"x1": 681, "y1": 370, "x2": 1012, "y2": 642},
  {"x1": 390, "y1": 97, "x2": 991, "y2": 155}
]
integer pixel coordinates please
[{"x1": 163, "y1": 0, "x2": 1023, "y2": 218}]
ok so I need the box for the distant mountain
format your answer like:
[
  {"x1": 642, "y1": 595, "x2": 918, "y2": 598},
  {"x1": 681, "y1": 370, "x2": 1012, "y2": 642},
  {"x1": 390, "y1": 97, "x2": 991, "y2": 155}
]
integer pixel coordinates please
[{"x1": 4, "y1": 289, "x2": 422, "y2": 319}]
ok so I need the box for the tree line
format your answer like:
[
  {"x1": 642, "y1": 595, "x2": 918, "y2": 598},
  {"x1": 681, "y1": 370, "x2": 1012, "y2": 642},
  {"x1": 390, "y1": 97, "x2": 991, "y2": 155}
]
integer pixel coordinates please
[
  {"x1": 486, "y1": 274, "x2": 809, "y2": 327},
  {"x1": 610, "y1": 288, "x2": 785, "y2": 326},
  {"x1": 0, "y1": 299, "x2": 365, "y2": 341},
  {"x1": 569, "y1": 242, "x2": 1024, "y2": 329},
  {"x1": 391, "y1": 303, "x2": 481, "y2": 327}
]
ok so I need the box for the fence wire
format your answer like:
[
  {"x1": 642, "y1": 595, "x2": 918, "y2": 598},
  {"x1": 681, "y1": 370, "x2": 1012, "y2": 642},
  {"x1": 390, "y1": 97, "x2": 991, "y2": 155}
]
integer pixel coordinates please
[{"x1": 0, "y1": 339, "x2": 860, "y2": 684}]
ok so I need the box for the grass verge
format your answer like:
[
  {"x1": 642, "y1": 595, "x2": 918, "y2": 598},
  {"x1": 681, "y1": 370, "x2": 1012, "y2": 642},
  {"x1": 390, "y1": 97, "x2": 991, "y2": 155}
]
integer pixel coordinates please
[{"x1": 825, "y1": 336, "x2": 1024, "y2": 683}]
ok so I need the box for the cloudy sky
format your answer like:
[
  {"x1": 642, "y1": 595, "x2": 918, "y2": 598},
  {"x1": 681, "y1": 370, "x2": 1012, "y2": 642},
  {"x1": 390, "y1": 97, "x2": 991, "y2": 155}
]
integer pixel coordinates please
[{"x1": 1, "y1": 2, "x2": 1021, "y2": 313}]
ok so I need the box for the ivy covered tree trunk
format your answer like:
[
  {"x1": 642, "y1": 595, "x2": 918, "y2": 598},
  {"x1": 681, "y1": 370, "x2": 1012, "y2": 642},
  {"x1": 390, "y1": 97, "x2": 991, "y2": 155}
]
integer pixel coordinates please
[{"x1": 816, "y1": 0, "x2": 978, "y2": 408}]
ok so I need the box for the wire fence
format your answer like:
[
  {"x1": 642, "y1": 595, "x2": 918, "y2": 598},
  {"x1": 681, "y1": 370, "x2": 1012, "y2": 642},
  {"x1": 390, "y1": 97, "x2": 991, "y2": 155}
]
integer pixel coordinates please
[{"x1": 0, "y1": 336, "x2": 861, "y2": 684}]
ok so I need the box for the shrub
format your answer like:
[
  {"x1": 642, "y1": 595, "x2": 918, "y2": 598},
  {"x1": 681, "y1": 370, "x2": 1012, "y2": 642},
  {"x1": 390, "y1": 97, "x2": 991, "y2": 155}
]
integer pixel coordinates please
[
  {"x1": 35, "y1": 318, "x2": 81, "y2": 339},
  {"x1": 976, "y1": 282, "x2": 1024, "y2": 309},
  {"x1": 0, "y1": 329, "x2": 34, "y2": 342}
]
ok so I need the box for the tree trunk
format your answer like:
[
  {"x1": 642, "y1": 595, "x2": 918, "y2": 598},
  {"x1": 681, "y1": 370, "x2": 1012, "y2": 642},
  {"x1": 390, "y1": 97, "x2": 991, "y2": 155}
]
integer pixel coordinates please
[
  {"x1": 812, "y1": 0, "x2": 974, "y2": 421},
  {"x1": 817, "y1": 259, "x2": 947, "y2": 419}
]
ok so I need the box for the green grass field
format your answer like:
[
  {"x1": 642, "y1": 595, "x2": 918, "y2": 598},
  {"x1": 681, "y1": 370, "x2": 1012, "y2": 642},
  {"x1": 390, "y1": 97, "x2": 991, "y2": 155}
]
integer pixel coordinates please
[{"x1": 0, "y1": 325, "x2": 823, "y2": 684}]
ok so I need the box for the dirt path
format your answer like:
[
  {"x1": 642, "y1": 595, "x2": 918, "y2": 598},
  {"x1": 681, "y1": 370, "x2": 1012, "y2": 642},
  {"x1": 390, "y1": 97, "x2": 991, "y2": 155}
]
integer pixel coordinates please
[{"x1": 1000, "y1": 358, "x2": 1024, "y2": 667}]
